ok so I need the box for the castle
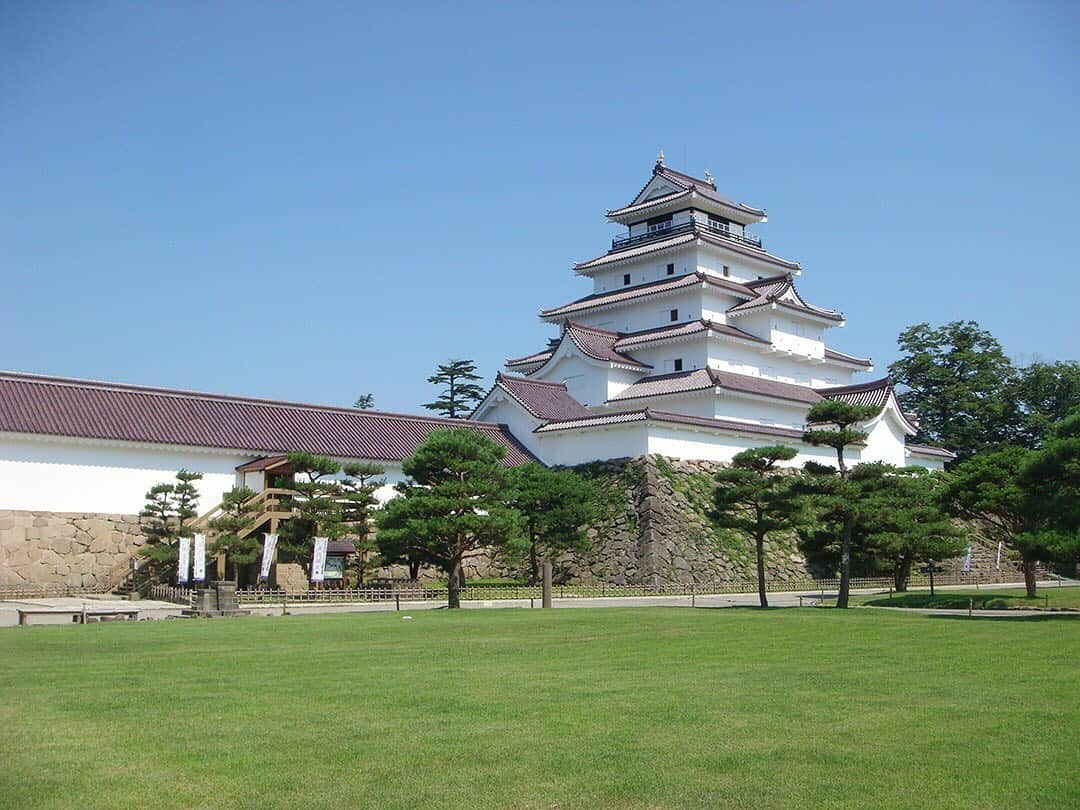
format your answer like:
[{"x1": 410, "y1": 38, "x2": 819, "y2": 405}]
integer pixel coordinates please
[{"x1": 472, "y1": 155, "x2": 951, "y2": 470}]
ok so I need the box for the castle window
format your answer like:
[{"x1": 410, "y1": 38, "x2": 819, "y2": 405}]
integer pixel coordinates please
[
  {"x1": 674, "y1": 359, "x2": 683, "y2": 372},
  {"x1": 623, "y1": 273, "x2": 631, "y2": 286},
  {"x1": 666, "y1": 263, "x2": 675, "y2": 275},
  {"x1": 723, "y1": 265, "x2": 730, "y2": 277},
  {"x1": 647, "y1": 215, "x2": 673, "y2": 234},
  {"x1": 669, "y1": 308, "x2": 679, "y2": 322}
]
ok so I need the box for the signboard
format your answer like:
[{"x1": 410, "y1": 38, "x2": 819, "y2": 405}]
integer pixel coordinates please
[
  {"x1": 193, "y1": 533, "x2": 206, "y2": 582},
  {"x1": 259, "y1": 533, "x2": 278, "y2": 581},
  {"x1": 323, "y1": 555, "x2": 345, "y2": 580},
  {"x1": 177, "y1": 536, "x2": 191, "y2": 584},
  {"x1": 311, "y1": 537, "x2": 329, "y2": 583}
]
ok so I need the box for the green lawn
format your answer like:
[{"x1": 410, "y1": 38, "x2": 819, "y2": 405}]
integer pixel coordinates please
[
  {"x1": 853, "y1": 585, "x2": 1080, "y2": 610},
  {"x1": 1, "y1": 608, "x2": 1078, "y2": 809}
]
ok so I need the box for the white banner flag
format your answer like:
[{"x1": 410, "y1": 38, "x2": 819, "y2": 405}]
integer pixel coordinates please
[
  {"x1": 996, "y1": 541, "x2": 1003, "y2": 571},
  {"x1": 962, "y1": 545, "x2": 972, "y2": 573},
  {"x1": 311, "y1": 537, "x2": 329, "y2": 583},
  {"x1": 260, "y1": 533, "x2": 278, "y2": 581},
  {"x1": 177, "y1": 536, "x2": 191, "y2": 584},
  {"x1": 193, "y1": 533, "x2": 206, "y2": 582}
]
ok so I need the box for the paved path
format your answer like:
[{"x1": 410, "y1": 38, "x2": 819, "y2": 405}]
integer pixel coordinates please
[
  {"x1": 0, "y1": 595, "x2": 184, "y2": 627},
  {"x1": 5, "y1": 581, "x2": 1075, "y2": 626}
]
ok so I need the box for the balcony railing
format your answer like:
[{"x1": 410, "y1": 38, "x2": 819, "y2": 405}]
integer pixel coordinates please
[{"x1": 611, "y1": 219, "x2": 762, "y2": 251}]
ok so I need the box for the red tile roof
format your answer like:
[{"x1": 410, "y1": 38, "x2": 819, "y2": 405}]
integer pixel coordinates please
[
  {"x1": 542, "y1": 271, "x2": 753, "y2": 321},
  {"x1": 726, "y1": 275, "x2": 844, "y2": 322},
  {"x1": 612, "y1": 319, "x2": 769, "y2": 349},
  {"x1": 609, "y1": 368, "x2": 823, "y2": 405},
  {"x1": 905, "y1": 443, "x2": 955, "y2": 459},
  {"x1": 823, "y1": 348, "x2": 872, "y2": 368},
  {"x1": 489, "y1": 374, "x2": 591, "y2": 421},
  {"x1": 614, "y1": 164, "x2": 767, "y2": 220},
  {"x1": 536, "y1": 407, "x2": 803, "y2": 440},
  {"x1": 0, "y1": 371, "x2": 536, "y2": 466},
  {"x1": 562, "y1": 322, "x2": 650, "y2": 368}
]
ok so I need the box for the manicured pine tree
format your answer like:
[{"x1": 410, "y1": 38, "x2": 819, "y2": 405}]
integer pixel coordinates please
[
  {"x1": 353, "y1": 393, "x2": 376, "y2": 409},
  {"x1": 339, "y1": 462, "x2": 386, "y2": 585},
  {"x1": 802, "y1": 401, "x2": 879, "y2": 608},
  {"x1": 505, "y1": 463, "x2": 596, "y2": 585},
  {"x1": 377, "y1": 429, "x2": 523, "y2": 607},
  {"x1": 712, "y1": 446, "x2": 803, "y2": 608},
  {"x1": 424, "y1": 359, "x2": 486, "y2": 418},
  {"x1": 138, "y1": 469, "x2": 203, "y2": 583},
  {"x1": 275, "y1": 452, "x2": 345, "y2": 578},
  {"x1": 851, "y1": 466, "x2": 965, "y2": 592},
  {"x1": 207, "y1": 487, "x2": 260, "y2": 584}
]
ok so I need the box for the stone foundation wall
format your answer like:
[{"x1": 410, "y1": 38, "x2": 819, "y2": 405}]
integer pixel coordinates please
[{"x1": 0, "y1": 510, "x2": 147, "y2": 591}]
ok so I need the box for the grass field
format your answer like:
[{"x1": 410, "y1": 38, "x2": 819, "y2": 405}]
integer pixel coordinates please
[
  {"x1": 2, "y1": 608, "x2": 1078, "y2": 809},
  {"x1": 853, "y1": 585, "x2": 1080, "y2": 610}
]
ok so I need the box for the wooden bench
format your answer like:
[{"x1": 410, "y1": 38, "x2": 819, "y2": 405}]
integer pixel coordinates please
[{"x1": 17, "y1": 607, "x2": 140, "y2": 626}]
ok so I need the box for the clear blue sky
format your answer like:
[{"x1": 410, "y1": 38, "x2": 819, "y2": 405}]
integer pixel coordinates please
[{"x1": 3, "y1": 2, "x2": 1077, "y2": 413}]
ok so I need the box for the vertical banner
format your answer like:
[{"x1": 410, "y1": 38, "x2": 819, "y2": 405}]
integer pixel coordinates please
[
  {"x1": 260, "y1": 533, "x2": 278, "y2": 581},
  {"x1": 962, "y1": 545, "x2": 972, "y2": 573},
  {"x1": 311, "y1": 537, "x2": 329, "y2": 583},
  {"x1": 192, "y1": 533, "x2": 206, "y2": 582},
  {"x1": 177, "y1": 536, "x2": 191, "y2": 584},
  {"x1": 995, "y1": 542, "x2": 1003, "y2": 571}
]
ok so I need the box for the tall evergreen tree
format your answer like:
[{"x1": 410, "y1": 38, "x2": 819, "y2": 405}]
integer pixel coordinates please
[
  {"x1": 505, "y1": 463, "x2": 596, "y2": 585},
  {"x1": 888, "y1": 321, "x2": 1015, "y2": 460},
  {"x1": 275, "y1": 452, "x2": 345, "y2": 577},
  {"x1": 353, "y1": 393, "x2": 376, "y2": 409},
  {"x1": 712, "y1": 446, "x2": 803, "y2": 608},
  {"x1": 207, "y1": 487, "x2": 260, "y2": 583},
  {"x1": 945, "y1": 447, "x2": 1047, "y2": 597},
  {"x1": 802, "y1": 400, "x2": 879, "y2": 607},
  {"x1": 423, "y1": 359, "x2": 486, "y2": 418},
  {"x1": 1003, "y1": 361, "x2": 1080, "y2": 448},
  {"x1": 377, "y1": 429, "x2": 523, "y2": 607},
  {"x1": 137, "y1": 469, "x2": 203, "y2": 583},
  {"x1": 340, "y1": 462, "x2": 386, "y2": 585},
  {"x1": 1017, "y1": 406, "x2": 1080, "y2": 572},
  {"x1": 854, "y1": 466, "x2": 965, "y2": 592}
]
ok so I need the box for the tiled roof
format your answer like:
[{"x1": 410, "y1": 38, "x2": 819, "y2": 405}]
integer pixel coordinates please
[
  {"x1": 823, "y1": 348, "x2": 872, "y2": 368},
  {"x1": 573, "y1": 228, "x2": 799, "y2": 273},
  {"x1": 609, "y1": 368, "x2": 823, "y2": 405},
  {"x1": 0, "y1": 371, "x2": 536, "y2": 466},
  {"x1": 817, "y1": 377, "x2": 920, "y2": 433},
  {"x1": 505, "y1": 349, "x2": 553, "y2": 369},
  {"x1": 615, "y1": 164, "x2": 766, "y2": 219},
  {"x1": 817, "y1": 377, "x2": 894, "y2": 410},
  {"x1": 541, "y1": 271, "x2": 752, "y2": 321},
  {"x1": 613, "y1": 319, "x2": 769, "y2": 350},
  {"x1": 536, "y1": 407, "x2": 803, "y2": 440},
  {"x1": 489, "y1": 374, "x2": 591, "y2": 421},
  {"x1": 726, "y1": 275, "x2": 844, "y2": 323},
  {"x1": 562, "y1": 322, "x2": 650, "y2": 368},
  {"x1": 906, "y1": 442, "x2": 955, "y2": 459}
]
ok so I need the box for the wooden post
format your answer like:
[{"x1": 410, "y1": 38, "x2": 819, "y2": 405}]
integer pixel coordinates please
[
  {"x1": 542, "y1": 560, "x2": 552, "y2": 609},
  {"x1": 968, "y1": 597, "x2": 973, "y2": 618}
]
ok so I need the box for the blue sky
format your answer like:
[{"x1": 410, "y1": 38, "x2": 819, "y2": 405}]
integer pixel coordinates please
[{"x1": 2, "y1": 2, "x2": 1077, "y2": 413}]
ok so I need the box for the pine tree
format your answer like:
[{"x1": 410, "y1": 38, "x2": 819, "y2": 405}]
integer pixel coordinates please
[
  {"x1": 137, "y1": 469, "x2": 203, "y2": 583},
  {"x1": 340, "y1": 462, "x2": 386, "y2": 585},
  {"x1": 275, "y1": 452, "x2": 345, "y2": 577},
  {"x1": 207, "y1": 487, "x2": 261, "y2": 583},
  {"x1": 505, "y1": 463, "x2": 596, "y2": 585},
  {"x1": 712, "y1": 446, "x2": 803, "y2": 608},
  {"x1": 353, "y1": 393, "x2": 375, "y2": 409},
  {"x1": 423, "y1": 359, "x2": 486, "y2": 418},
  {"x1": 377, "y1": 429, "x2": 523, "y2": 607},
  {"x1": 802, "y1": 401, "x2": 879, "y2": 607}
]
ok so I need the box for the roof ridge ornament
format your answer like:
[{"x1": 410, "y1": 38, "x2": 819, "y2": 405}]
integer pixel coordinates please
[
  {"x1": 703, "y1": 169, "x2": 714, "y2": 186},
  {"x1": 655, "y1": 148, "x2": 665, "y2": 168}
]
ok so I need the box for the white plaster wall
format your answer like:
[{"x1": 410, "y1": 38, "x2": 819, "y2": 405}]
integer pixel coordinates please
[
  {"x1": 535, "y1": 425, "x2": 650, "y2": 466},
  {"x1": 623, "y1": 342, "x2": 710, "y2": 374},
  {"x1": 604, "y1": 392, "x2": 718, "y2": 419},
  {"x1": 646, "y1": 427, "x2": 839, "y2": 467},
  {"x1": 713, "y1": 395, "x2": 810, "y2": 431},
  {"x1": 574, "y1": 289, "x2": 703, "y2": 333},
  {"x1": 534, "y1": 354, "x2": 611, "y2": 407},
  {"x1": 859, "y1": 409, "x2": 910, "y2": 468},
  {"x1": 471, "y1": 395, "x2": 545, "y2": 462},
  {"x1": 905, "y1": 453, "x2": 947, "y2": 472},
  {"x1": 0, "y1": 435, "x2": 248, "y2": 514},
  {"x1": 591, "y1": 247, "x2": 696, "y2": 293},
  {"x1": 0, "y1": 434, "x2": 409, "y2": 514}
]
